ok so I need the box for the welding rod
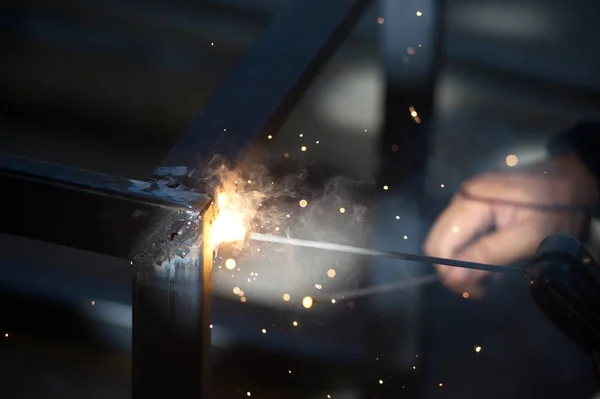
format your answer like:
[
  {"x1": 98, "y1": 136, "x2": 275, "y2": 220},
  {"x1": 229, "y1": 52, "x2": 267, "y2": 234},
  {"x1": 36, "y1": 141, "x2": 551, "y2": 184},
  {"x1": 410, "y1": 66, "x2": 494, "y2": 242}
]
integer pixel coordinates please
[{"x1": 249, "y1": 233, "x2": 526, "y2": 275}]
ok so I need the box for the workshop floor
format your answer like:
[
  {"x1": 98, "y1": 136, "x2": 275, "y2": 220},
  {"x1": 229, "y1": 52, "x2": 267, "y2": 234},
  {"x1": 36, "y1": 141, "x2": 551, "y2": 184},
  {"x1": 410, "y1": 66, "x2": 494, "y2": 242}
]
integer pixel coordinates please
[{"x1": 2, "y1": 2, "x2": 600, "y2": 398}]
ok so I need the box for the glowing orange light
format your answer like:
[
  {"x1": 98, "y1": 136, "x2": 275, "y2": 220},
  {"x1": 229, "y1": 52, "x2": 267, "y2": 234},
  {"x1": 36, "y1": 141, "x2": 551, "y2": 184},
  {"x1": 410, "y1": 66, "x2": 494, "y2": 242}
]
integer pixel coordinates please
[
  {"x1": 283, "y1": 293, "x2": 291, "y2": 301},
  {"x1": 207, "y1": 171, "x2": 265, "y2": 249},
  {"x1": 299, "y1": 199, "x2": 308, "y2": 208},
  {"x1": 225, "y1": 258, "x2": 237, "y2": 270},
  {"x1": 462, "y1": 292, "x2": 470, "y2": 299},
  {"x1": 209, "y1": 192, "x2": 246, "y2": 248},
  {"x1": 377, "y1": 17, "x2": 385, "y2": 24},
  {"x1": 302, "y1": 296, "x2": 314, "y2": 309},
  {"x1": 506, "y1": 154, "x2": 519, "y2": 167},
  {"x1": 327, "y1": 269, "x2": 336, "y2": 278}
]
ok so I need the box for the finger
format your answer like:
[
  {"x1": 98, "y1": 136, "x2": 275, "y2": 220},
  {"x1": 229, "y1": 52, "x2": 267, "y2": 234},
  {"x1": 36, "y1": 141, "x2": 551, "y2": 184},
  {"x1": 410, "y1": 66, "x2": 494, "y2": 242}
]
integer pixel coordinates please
[
  {"x1": 424, "y1": 195, "x2": 493, "y2": 275},
  {"x1": 437, "y1": 221, "x2": 544, "y2": 298},
  {"x1": 457, "y1": 221, "x2": 544, "y2": 266}
]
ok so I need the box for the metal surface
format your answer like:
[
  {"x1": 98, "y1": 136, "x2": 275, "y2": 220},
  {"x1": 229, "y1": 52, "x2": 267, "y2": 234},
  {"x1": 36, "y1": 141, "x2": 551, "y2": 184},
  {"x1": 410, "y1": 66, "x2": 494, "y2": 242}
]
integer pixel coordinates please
[
  {"x1": 250, "y1": 232, "x2": 526, "y2": 274},
  {"x1": 0, "y1": 152, "x2": 205, "y2": 258},
  {"x1": 132, "y1": 202, "x2": 214, "y2": 399},
  {"x1": 157, "y1": 0, "x2": 374, "y2": 178}
]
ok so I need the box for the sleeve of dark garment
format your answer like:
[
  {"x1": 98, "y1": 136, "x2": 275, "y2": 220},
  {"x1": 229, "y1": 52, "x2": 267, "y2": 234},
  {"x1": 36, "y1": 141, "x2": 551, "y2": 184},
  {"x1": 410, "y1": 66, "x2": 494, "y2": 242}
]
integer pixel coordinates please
[{"x1": 547, "y1": 121, "x2": 600, "y2": 184}]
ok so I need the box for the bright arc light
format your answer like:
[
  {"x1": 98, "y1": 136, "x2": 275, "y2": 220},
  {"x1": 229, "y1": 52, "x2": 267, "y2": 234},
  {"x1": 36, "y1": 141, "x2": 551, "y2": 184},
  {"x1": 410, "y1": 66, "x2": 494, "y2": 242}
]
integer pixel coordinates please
[{"x1": 209, "y1": 192, "x2": 247, "y2": 248}]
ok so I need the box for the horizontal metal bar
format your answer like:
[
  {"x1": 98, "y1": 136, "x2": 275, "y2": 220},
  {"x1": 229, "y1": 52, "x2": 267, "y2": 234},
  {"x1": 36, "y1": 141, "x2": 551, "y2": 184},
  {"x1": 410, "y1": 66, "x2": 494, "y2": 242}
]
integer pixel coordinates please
[
  {"x1": 157, "y1": 0, "x2": 374, "y2": 178},
  {"x1": 0, "y1": 152, "x2": 209, "y2": 258}
]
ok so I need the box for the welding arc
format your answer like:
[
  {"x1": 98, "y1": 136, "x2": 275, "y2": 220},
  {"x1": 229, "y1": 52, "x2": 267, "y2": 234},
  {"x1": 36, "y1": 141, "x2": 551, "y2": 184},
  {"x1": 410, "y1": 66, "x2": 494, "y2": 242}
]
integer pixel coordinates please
[{"x1": 249, "y1": 233, "x2": 525, "y2": 275}]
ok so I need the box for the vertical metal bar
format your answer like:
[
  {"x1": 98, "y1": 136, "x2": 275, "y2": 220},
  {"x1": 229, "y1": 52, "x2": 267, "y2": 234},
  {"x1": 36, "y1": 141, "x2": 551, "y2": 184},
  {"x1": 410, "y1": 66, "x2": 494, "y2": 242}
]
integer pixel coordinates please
[
  {"x1": 378, "y1": 0, "x2": 443, "y2": 188},
  {"x1": 368, "y1": 0, "x2": 444, "y2": 397},
  {"x1": 132, "y1": 202, "x2": 213, "y2": 398}
]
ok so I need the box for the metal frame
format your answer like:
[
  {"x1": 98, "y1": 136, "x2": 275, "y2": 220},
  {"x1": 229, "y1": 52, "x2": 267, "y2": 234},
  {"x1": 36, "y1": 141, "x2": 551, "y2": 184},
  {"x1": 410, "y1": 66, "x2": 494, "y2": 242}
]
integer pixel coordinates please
[{"x1": 0, "y1": 0, "x2": 373, "y2": 397}]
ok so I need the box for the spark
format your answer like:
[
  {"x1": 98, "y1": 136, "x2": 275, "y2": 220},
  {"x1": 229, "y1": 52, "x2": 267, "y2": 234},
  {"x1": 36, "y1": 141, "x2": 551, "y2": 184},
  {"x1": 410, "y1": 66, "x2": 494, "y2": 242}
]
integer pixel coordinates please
[
  {"x1": 299, "y1": 199, "x2": 308, "y2": 208},
  {"x1": 377, "y1": 17, "x2": 385, "y2": 24},
  {"x1": 261, "y1": 329, "x2": 267, "y2": 334},
  {"x1": 327, "y1": 268, "x2": 336, "y2": 278},
  {"x1": 331, "y1": 299, "x2": 336, "y2": 303},
  {"x1": 438, "y1": 383, "x2": 443, "y2": 387},
  {"x1": 315, "y1": 284, "x2": 322, "y2": 289},
  {"x1": 267, "y1": 135, "x2": 273, "y2": 139},
  {"x1": 283, "y1": 293, "x2": 291, "y2": 301},
  {"x1": 292, "y1": 321, "x2": 298, "y2": 327},
  {"x1": 396, "y1": 215, "x2": 400, "y2": 220},
  {"x1": 462, "y1": 292, "x2": 470, "y2": 299},
  {"x1": 475, "y1": 345, "x2": 482, "y2": 353},
  {"x1": 302, "y1": 296, "x2": 314, "y2": 309},
  {"x1": 247, "y1": 392, "x2": 251, "y2": 397},
  {"x1": 383, "y1": 185, "x2": 389, "y2": 190},
  {"x1": 506, "y1": 154, "x2": 519, "y2": 167},
  {"x1": 299, "y1": 133, "x2": 303, "y2": 137},
  {"x1": 233, "y1": 287, "x2": 241, "y2": 295},
  {"x1": 90, "y1": 300, "x2": 96, "y2": 306},
  {"x1": 240, "y1": 296, "x2": 247, "y2": 303},
  {"x1": 301, "y1": 146, "x2": 307, "y2": 152},
  {"x1": 379, "y1": 380, "x2": 384, "y2": 385},
  {"x1": 316, "y1": 140, "x2": 320, "y2": 144},
  {"x1": 339, "y1": 207, "x2": 346, "y2": 214},
  {"x1": 409, "y1": 105, "x2": 422, "y2": 123},
  {"x1": 440, "y1": 184, "x2": 445, "y2": 188},
  {"x1": 210, "y1": 324, "x2": 213, "y2": 328},
  {"x1": 211, "y1": 42, "x2": 214, "y2": 46},
  {"x1": 403, "y1": 235, "x2": 408, "y2": 240},
  {"x1": 225, "y1": 258, "x2": 237, "y2": 270},
  {"x1": 4, "y1": 333, "x2": 8, "y2": 338},
  {"x1": 416, "y1": 11, "x2": 422, "y2": 16}
]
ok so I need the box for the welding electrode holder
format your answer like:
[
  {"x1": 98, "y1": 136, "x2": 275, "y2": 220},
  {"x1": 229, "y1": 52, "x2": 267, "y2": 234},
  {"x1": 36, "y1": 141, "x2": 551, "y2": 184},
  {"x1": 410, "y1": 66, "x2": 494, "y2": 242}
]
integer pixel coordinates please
[{"x1": 528, "y1": 234, "x2": 600, "y2": 384}]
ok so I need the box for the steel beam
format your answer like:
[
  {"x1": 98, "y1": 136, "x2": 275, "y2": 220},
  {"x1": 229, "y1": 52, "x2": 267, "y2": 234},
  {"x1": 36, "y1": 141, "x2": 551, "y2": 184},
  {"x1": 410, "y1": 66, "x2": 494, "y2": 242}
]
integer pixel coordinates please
[
  {"x1": 157, "y1": 0, "x2": 374, "y2": 178},
  {"x1": 0, "y1": 152, "x2": 206, "y2": 258}
]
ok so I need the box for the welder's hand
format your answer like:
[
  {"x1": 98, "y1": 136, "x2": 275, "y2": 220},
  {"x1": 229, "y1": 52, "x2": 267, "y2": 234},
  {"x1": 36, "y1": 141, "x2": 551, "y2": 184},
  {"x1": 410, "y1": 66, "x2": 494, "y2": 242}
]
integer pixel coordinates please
[{"x1": 424, "y1": 153, "x2": 599, "y2": 299}]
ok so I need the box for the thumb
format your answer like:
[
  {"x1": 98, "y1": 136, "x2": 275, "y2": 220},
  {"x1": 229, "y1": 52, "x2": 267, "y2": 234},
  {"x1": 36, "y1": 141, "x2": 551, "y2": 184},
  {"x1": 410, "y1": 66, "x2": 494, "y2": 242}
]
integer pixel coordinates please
[{"x1": 457, "y1": 222, "x2": 544, "y2": 267}]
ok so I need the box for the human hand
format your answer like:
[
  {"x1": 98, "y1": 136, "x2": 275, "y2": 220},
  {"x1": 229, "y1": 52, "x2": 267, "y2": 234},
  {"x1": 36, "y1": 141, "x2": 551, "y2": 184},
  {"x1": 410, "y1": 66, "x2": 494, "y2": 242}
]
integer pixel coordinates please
[{"x1": 424, "y1": 153, "x2": 599, "y2": 298}]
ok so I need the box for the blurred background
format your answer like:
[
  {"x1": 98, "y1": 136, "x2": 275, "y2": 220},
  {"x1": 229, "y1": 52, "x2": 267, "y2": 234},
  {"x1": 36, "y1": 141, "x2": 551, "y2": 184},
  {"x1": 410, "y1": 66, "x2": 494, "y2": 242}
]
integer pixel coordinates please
[{"x1": 1, "y1": 0, "x2": 600, "y2": 398}]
